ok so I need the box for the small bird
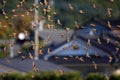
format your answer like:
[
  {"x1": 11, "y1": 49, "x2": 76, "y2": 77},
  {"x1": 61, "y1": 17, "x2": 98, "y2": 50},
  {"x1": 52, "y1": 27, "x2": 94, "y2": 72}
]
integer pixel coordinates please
[
  {"x1": 65, "y1": 27, "x2": 70, "y2": 33},
  {"x1": 54, "y1": 56, "x2": 60, "y2": 60},
  {"x1": 11, "y1": 9, "x2": 16, "y2": 13},
  {"x1": 47, "y1": 48, "x2": 51, "y2": 54},
  {"x1": 90, "y1": 23, "x2": 96, "y2": 27},
  {"x1": 57, "y1": 19, "x2": 62, "y2": 25},
  {"x1": 92, "y1": 61, "x2": 97, "y2": 69},
  {"x1": 86, "y1": 52, "x2": 91, "y2": 59},
  {"x1": 109, "y1": 56, "x2": 113, "y2": 63},
  {"x1": 29, "y1": 52, "x2": 33, "y2": 60},
  {"x1": 21, "y1": 56, "x2": 26, "y2": 61},
  {"x1": 97, "y1": 38, "x2": 102, "y2": 45},
  {"x1": 107, "y1": 8, "x2": 112, "y2": 17},
  {"x1": 79, "y1": 57, "x2": 84, "y2": 62},
  {"x1": 2, "y1": 9, "x2": 6, "y2": 16},
  {"x1": 58, "y1": 69, "x2": 64, "y2": 75},
  {"x1": 68, "y1": 3, "x2": 74, "y2": 11},
  {"x1": 17, "y1": 50, "x2": 22, "y2": 54},
  {"x1": 83, "y1": 46, "x2": 88, "y2": 50},
  {"x1": 93, "y1": 3, "x2": 96, "y2": 8},
  {"x1": 79, "y1": 10, "x2": 84, "y2": 14},
  {"x1": 38, "y1": 49, "x2": 43, "y2": 55},
  {"x1": 44, "y1": 0, "x2": 48, "y2": 6},
  {"x1": 60, "y1": 33, "x2": 65, "y2": 38},
  {"x1": 106, "y1": 38, "x2": 110, "y2": 44},
  {"x1": 115, "y1": 47, "x2": 119, "y2": 53},
  {"x1": 71, "y1": 42, "x2": 79, "y2": 50},
  {"x1": 74, "y1": 21, "x2": 79, "y2": 29},
  {"x1": 32, "y1": 62, "x2": 39, "y2": 72},
  {"x1": 5, "y1": 58, "x2": 11, "y2": 64},
  {"x1": 63, "y1": 57, "x2": 68, "y2": 61},
  {"x1": 107, "y1": 21, "x2": 112, "y2": 29},
  {"x1": 87, "y1": 39, "x2": 91, "y2": 46},
  {"x1": 66, "y1": 37, "x2": 70, "y2": 42}
]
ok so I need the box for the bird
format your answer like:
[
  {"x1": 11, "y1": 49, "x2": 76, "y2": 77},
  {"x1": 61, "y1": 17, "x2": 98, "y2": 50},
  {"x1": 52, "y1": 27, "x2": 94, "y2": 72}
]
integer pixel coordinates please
[
  {"x1": 63, "y1": 57, "x2": 68, "y2": 61},
  {"x1": 2, "y1": 9, "x2": 6, "y2": 16},
  {"x1": 90, "y1": 23, "x2": 96, "y2": 27},
  {"x1": 106, "y1": 38, "x2": 110, "y2": 44},
  {"x1": 32, "y1": 62, "x2": 39, "y2": 72},
  {"x1": 107, "y1": 8, "x2": 112, "y2": 17},
  {"x1": 65, "y1": 27, "x2": 70, "y2": 33},
  {"x1": 79, "y1": 57, "x2": 84, "y2": 62},
  {"x1": 92, "y1": 61, "x2": 97, "y2": 69},
  {"x1": 79, "y1": 10, "x2": 84, "y2": 14},
  {"x1": 11, "y1": 9, "x2": 16, "y2": 13},
  {"x1": 107, "y1": 21, "x2": 112, "y2": 29},
  {"x1": 93, "y1": 3, "x2": 96, "y2": 8},
  {"x1": 71, "y1": 42, "x2": 79, "y2": 50},
  {"x1": 74, "y1": 21, "x2": 79, "y2": 29},
  {"x1": 109, "y1": 56, "x2": 113, "y2": 63},
  {"x1": 5, "y1": 58, "x2": 11, "y2": 64},
  {"x1": 58, "y1": 69, "x2": 64, "y2": 75},
  {"x1": 86, "y1": 52, "x2": 91, "y2": 59},
  {"x1": 115, "y1": 47, "x2": 119, "y2": 53},
  {"x1": 44, "y1": 0, "x2": 48, "y2": 6},
  {"x1": 21, "y1": 56, "x2": 26, "y2": 61},
  {"x1": 38, "y1": 49, "x2": 43, "y2": 55},
  {"x1": 17, "y1": 50, "x2": 22, "y2": 54},
  {"x1": 68, "y1": 3, "x2": 74, "y2": 11},
  {"x1": 57, "y1": 19, "x2": 62, "y2": 25},
  {"x1": 87, "y1": 39, "x2": 91, "y2": 46},
  {"x1": 97, "y1": 38, "x2": 102, "y2": 45},
  {"x1": 66, "y1": 37, "x2": 70, "y2": 42},
  {"x1": 60, "y1": 33, "x2": 65, "y2": 38},
  {"x1": 47, "y1": 48, "x2": 51, "y2": 54},
  {"x1": 29, "y1": 52, "x2": 33, "y2": 60}
]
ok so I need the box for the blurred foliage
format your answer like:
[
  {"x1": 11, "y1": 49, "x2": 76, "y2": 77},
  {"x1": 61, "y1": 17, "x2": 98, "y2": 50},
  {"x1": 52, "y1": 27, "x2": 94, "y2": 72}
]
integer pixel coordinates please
[
  {"x1": 85, "y1": 73, "x2": 106, "y2": 80},
  {"x1": 110, "y1": 74, "x2": 120, "y2": 80},
  {"x1": 0, "y1": 71, "x2": 80, "y2": 80}
]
